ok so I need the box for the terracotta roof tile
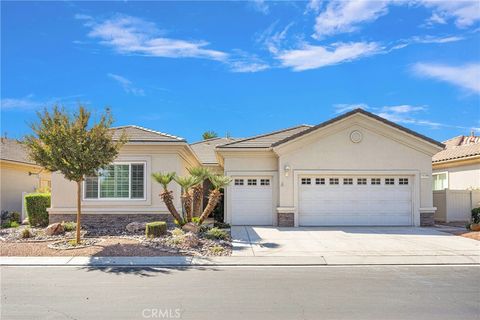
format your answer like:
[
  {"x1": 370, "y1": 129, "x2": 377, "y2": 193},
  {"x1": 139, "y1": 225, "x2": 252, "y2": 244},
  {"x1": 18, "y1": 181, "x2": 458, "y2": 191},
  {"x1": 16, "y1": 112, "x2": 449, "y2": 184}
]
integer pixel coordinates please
[
  {"x1": 111, "y1": 125, "x2": 185, "y2": 142},
  {"x1": 433, "y1": 135, "x2": 480, "y2": 163},
  {"x1": 0, "y1": 138, "x2": 35, "y2": 165}
]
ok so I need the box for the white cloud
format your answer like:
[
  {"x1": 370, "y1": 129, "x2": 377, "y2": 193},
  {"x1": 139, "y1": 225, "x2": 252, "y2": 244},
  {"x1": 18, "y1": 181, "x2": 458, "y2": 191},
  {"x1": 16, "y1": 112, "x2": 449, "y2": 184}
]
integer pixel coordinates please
[
  {"x1": 228, "y1": 60, "x2": 270, "y2": 73},
  {"x1": 251, "y1": 0, "x2": 269, "y2": 14},
  {"x1": 418, "y1": 0, "x2": 480, "y2": 28},
  {"x1": 412, "y1": 63, "x2": 480, "y2": 93},
  {"x1": 305, "y1": 0, "x2": 322, "y2": 14},
  {"x1": 381, "y1": 105, "x2": 426, "y2": 113},
  {"x1": 1, "y1": 94, "x2": 85, "y2": 110},
  {"x1": 80, "y1": 15, "x2": 227, "y2": 61},
  {"x1": 313, "y1": 0, "x2": 389, "y2": 38},
  {"x1": 107, "y1": 73, "x2": 145, "y2": 96},
  {"x1": 277, "y1": 42, "x2": 382, "y2": 71},
  {"x1": 334, "y1": 103, "x2": 369, "y2": 114}
]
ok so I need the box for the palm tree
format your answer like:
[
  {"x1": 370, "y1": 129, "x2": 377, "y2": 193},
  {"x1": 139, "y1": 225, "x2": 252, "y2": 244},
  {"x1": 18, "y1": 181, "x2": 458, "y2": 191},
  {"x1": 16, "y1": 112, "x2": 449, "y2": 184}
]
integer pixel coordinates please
[
  {"x1": 188, "y1": 167, "x2": 212, "y2": 217},
  {"x1": 202, "y1": 131, "x2": 218, "y2": 140},
  {"x1": 152, "y1": 172, "x2": 183, "y2": 224},
  {"x1": 174, "y1": 175, "x2": 201, "y2": 222},
  {"x1": 198, "y1": 175, "x2": 232, "y2": 224}
]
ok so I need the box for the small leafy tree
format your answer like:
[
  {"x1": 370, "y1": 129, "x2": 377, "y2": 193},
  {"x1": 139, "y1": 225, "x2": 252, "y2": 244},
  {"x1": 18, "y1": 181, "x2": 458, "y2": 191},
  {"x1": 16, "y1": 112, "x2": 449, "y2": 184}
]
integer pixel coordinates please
[
  {"x1": 188, "y1": 167, "x2": 212, "y2": 217},
  {"x1": 202, "y1": 131, "x2": 218, "y2": 140},
  {"x1": 24, "y1": 106, "x2": 126, "y2": 244},
  {"x1": 174, "y1": 175, "x2": 201, "y2": 222},
  {"x1": 198, "y1": 175, "x2": 232, "y2": 224}
]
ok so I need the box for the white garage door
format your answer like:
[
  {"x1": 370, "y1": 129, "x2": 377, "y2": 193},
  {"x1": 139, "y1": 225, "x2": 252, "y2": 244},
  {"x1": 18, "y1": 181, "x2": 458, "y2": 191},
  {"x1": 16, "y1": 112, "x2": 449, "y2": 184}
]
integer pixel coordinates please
[
  {"x1": 230, "y1": 177, "x2": 273, "y2": 225},
  {"x1": 299, "y1": 176, "x2": 412, "y2": 226}
]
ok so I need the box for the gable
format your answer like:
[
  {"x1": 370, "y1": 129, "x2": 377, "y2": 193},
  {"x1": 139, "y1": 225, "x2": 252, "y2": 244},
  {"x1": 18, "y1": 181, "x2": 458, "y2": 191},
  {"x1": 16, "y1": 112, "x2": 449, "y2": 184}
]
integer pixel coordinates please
[{"x1": 273, "y1": 111, "x2": 443, "y2": 157}]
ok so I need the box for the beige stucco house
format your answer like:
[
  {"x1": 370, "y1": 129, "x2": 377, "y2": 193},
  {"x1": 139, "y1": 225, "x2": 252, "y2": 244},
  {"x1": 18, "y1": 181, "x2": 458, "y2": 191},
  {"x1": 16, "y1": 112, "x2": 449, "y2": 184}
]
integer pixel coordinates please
[
  {"x1": 48, "y1": 109, "x2": 444, "y2": 228},
  {"x1": 432, "y1": 134, "x2": 480, "y2": 222},
  {"x1": 1, "y1": 138, "x2": 51, "y2": 215}
]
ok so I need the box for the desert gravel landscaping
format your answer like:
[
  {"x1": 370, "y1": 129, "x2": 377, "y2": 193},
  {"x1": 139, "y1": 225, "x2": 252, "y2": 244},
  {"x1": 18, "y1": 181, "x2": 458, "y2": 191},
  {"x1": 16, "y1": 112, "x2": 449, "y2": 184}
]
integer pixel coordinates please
[{"x1": 0, "y1": 223, "x2": 232, "y2": 257}]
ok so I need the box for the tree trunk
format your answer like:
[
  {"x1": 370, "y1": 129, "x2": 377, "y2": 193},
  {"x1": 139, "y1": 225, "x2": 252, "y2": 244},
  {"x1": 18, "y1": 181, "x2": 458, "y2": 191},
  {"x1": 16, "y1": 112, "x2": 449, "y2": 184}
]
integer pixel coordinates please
[
  {"x1": 198, "y1": 189, "x2": 221, "y2": 224},
  {"x1": 191, "y1": 184, "x2": 203, "y2": 217},
  {"x1": 76, "y1": 180, "x2": 82, "y2": 244},
  {"x1": 182, "y1": 192, "x2": 193, "y2": 222},
  {"x1": 161, "y1": 190, "x2": 183, "y2": 224}
]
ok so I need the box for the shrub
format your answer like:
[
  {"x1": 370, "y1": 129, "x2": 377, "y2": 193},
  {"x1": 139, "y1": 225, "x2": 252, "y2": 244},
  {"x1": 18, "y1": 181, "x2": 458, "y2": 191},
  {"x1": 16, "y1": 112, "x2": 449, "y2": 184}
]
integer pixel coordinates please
[
  {"x1": 209, "y1": 245, "x2": 225, "y2": 255},
  {"x1": 1, "y1": 211, "x2": 21, "y2": 226},
  {"x1": 21, "y1": 228, "x2": 32, "y2": 239},
  {"x1": 204, "y1": 227, "x2": 229, "y2": 240},
  {"x1": 214, "y1": 221, "x2": 231, "y2": 229},
  {"x1": 171, "y1": 228, "x2": 185, "y2": 237},
  {"x1": 145, "y1": 221, "x2": 167, "y2": 238},
  {"x1": 25, "y1": 193, "x2": 50, "y2": 227},
  {"x1": 62, "y1": 221, "x2": 76, "y2": 232},
  {"x1": 471, "y1": 207, "x2": 480, "y2": 224},
  {"x1": 10, "y1": 221, "x2": 20, "y2": 228}
]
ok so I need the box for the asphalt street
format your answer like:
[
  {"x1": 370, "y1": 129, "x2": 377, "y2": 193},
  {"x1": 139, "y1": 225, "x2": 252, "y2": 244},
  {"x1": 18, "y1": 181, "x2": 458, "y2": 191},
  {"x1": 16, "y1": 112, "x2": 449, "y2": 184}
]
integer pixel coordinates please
[{"x1": 1, "y1": 265, "x2": 479, "y2": 320}]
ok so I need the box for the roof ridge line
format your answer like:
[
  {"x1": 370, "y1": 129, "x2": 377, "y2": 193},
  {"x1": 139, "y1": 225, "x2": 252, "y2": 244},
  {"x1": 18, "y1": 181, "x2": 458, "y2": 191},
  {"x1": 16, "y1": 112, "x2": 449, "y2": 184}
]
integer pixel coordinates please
[
  {"x1": 218, "y1": 124, "x2": 311, "y2": 148},
  {"x1": 112, "y1": 125, "x2": 185, "y2": 141}
]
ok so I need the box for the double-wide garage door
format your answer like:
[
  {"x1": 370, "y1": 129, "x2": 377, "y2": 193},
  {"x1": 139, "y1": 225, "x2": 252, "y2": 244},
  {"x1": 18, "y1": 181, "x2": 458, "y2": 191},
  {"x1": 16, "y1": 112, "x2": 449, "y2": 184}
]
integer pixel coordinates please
[
  {"x1": 230, "y1": 177, "x2": 273, "y2": 225},
  {"x1": 299, "y1": 175, "x2": 413, "y2": 226}
]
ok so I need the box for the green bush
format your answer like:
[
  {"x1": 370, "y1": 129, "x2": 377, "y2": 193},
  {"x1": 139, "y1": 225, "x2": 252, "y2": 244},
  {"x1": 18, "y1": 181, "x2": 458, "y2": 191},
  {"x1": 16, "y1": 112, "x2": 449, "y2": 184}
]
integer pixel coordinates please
[
  {"x1": 10, "y1": 221, "x2": 20, "y2": 228},
  {"x1": 145, "y1": 221, "x2": 167, "y2": 238},
  {"x1": 25, "y1": 193, "x2": 50, "y2": 227},
  {"x1": 204, "y1": 227, "x2": 229, "y2": 240},
  {"x1": 62, "y1": 221, "x2": 76, "y2": 232},
  {"x1": 21, "y1": 228, "x2": 32, "y2": 239},
  {"x1": 471, "y1": 207, "x2": 480, "y2": 224},
  {"x1": 171, "y1": 228, "x2": 185, "y2": 237}
]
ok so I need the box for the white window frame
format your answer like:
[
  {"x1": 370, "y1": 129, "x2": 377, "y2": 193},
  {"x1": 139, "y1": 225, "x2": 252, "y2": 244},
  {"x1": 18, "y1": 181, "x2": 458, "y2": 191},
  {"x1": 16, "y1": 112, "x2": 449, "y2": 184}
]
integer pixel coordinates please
[
  {"x1": 329, "y1": 178, "x2": 339, "y2": 185},
  {"x1": 432, "y1": 172, "x2": 448, "y2": 190},
  {"x1": 343, "y1": 178, "x2": 353, "y2": 185},
  {"x1": 399, "y1": 178, "x2": 409, "y2": 185},
  {"x1": 260, "y1": 179, "x2": 270, "y2": 186},
  {"x1": 234, "y1": 179, "x2": 244, "y2": 186},
  {"x1": 315, "y1": 178, "x2": 325, "y2": 185},
  {"x1": 247, "y1": 179, "x2": 257, "y2": 186},
  {"x1": 357, "y1": 178, "x2": 367, "y2": 185},
  {"x1": 371, "y1": 178, "x2": 381, "y2": 185},
  {"x1": 385, "y1": 178, "x2": 395, "y2": 185},
  {"x1": 301, "y1": 178, "x2": 312, "y2": 185},
  {"x1": 83, "y1": 161, "x2": 147, "y2": 201}
]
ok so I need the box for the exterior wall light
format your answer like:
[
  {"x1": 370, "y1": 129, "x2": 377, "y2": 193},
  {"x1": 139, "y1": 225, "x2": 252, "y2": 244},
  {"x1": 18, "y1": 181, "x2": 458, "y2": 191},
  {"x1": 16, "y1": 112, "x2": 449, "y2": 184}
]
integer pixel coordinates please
[{"x1": 284, "y1": 165, "x2": 291, "y2": 177}]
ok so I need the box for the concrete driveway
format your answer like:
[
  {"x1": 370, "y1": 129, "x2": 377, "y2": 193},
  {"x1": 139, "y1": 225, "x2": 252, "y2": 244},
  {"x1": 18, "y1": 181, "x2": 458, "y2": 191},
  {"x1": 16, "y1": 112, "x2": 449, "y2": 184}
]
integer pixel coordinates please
[{"x1": 232, "y1": 226, "x2": 480, "y2": 259}]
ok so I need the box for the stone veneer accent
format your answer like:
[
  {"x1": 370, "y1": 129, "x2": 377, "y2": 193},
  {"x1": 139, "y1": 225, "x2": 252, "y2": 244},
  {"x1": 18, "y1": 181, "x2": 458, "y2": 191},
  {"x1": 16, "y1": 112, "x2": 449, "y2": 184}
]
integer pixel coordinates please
[
  {"x1": 49, "y1": 213, "x2": 173, "y2": 230},
  {"x1": 278, "y1": 212, "x2": 294, "y2": 227},
  {"x1": 420, "y1": 212, "x2": 434, "y2": 227}
]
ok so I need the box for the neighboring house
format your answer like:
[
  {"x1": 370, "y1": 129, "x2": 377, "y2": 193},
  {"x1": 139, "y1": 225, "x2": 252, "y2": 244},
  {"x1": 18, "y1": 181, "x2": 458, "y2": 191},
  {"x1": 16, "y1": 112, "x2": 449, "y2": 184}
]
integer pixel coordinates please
[
  {"x1": 0, "y1": 138, "x2": 51, "y2": 215},
  {"x1": 49, "y1": 109, "x2": 444, "y2": 228},
  {"x1": 432, "y1": 134, "x2": 480, "y2": 222}
]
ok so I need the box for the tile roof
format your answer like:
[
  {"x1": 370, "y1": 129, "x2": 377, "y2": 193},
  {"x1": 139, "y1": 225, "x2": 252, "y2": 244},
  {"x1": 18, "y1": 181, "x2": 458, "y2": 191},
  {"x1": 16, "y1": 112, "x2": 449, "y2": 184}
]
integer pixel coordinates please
[
  {"x1": 433, "y1": 135, "x2": 480, "y2": 163},
  {"x1": 190, "y1": 137, "x2": 238, "y2": 164},
  {"x1": 0, "y1": 138, "x2": 36, "y2": 165},
  {"x1": 111, "y1": 125, "x2": 185, "y2": 142},
  {"x1": 217, "y1": 125, "x2": 312, "y2": 149},
  {"x1": 272, "y1": 108, "x2": 444, "y2": 148}
]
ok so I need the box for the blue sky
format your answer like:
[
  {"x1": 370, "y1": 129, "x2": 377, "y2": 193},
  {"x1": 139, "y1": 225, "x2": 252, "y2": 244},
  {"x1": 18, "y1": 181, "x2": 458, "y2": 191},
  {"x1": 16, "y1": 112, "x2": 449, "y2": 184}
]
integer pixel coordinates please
[{"x1": 1, "y1": 0, "x2": 479, "y2": 143}]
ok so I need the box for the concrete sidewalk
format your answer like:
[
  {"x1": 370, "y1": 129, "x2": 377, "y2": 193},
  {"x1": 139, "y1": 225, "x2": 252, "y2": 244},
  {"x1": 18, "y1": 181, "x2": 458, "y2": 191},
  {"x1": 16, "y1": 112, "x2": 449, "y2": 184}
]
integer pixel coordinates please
[{"x1": 1, "y1": 254, "x2": 479, "y2": 266}]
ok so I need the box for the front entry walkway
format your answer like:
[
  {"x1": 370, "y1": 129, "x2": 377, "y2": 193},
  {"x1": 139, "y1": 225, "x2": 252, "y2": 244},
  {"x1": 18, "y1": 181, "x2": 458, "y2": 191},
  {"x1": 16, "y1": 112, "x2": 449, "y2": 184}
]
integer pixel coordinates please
[{"x1": 231, "y1": 226, "x2": 480, "y2": 261}]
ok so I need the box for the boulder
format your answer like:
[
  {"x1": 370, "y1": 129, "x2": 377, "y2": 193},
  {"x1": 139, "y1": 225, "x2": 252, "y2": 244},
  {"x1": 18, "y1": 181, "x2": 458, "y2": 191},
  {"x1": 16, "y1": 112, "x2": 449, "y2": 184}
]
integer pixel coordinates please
[
  {"x1": 183, "y1": 233, "x2": 200, "y2": 247},
  {"x1": 182, "y1": 222, "x2": 200, "y2": 234},
  {"x1": 126, "y1": 221, "x2": 147, "y2": 233},
  {"x1": 45, "y1": 223, "x2": 64, "y2": 236}
]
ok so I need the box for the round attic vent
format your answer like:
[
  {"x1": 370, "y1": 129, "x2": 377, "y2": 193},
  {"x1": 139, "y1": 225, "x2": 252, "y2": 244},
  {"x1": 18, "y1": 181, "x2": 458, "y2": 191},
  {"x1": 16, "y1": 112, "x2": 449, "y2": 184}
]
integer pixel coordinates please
[{"x1": 350, "y1": 130, "x2": 363, "y2": 143}]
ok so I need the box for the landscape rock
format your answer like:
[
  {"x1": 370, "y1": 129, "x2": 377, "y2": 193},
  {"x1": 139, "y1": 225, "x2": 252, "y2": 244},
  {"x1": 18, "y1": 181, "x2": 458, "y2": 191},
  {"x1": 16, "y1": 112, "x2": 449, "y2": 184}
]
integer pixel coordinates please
[
  {"x1": 182, "y1": 222, "x2": 200, "y2": 234},
  {"x1": 183, "y1": 233, "x2": 200, "y2": 247},
  {"x1": 45, "y1": 223, "x2": 65, "y2": 236},
  {"x1": 126, "y1": 221, "x2": 147, "y2": 233}
]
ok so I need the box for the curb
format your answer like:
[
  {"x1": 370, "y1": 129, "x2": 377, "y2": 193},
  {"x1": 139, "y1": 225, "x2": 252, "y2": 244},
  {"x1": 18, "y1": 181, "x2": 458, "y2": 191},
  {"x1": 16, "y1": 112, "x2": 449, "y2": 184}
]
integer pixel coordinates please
[{"x1": 1, "y1": 255, "x2": 479, "y2": 267}]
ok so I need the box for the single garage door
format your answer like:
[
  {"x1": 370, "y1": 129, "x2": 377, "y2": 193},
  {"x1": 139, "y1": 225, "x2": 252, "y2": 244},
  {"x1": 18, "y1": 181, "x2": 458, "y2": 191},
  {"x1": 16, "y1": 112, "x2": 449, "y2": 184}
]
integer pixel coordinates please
[
  {"x1": 230, "y1": 177, "x2": 273, "y2": 225},
  {"x1": 299, "y1": 176, "x2": 412, "y2": 226}
]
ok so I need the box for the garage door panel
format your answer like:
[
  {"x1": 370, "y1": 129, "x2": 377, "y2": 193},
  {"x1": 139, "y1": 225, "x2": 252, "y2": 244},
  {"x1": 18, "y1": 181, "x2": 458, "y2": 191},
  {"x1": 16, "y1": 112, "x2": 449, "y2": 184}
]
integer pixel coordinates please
[
  {"x1": 299, "y1": 175, "x2": 412, "y2": 226},
  {"x1": 230, "y1": 177, "x2": 273, "y2": 226}
]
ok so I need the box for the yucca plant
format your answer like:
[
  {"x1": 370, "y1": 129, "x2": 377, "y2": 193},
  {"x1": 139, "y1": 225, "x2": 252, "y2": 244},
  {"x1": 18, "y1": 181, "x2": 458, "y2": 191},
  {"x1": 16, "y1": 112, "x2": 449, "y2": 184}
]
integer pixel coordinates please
[
  {"x1": 152, "y1": 172, "x2": 183, "y2": 224},
  {"x1": 188, "y1": 167, "x2": 212, "y2": 217},
  {"x1": 198, "y1": 175, "x2": 232, "y2": 224},
  {"x1": 174, "y1": 175, "x2": 201, "y2": 223}
]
